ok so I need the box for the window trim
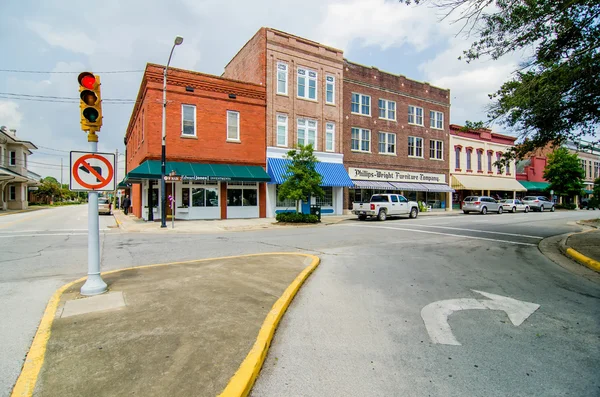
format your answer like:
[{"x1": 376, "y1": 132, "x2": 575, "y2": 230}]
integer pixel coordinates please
[
  {"x1": 429, "y1": 110, "x2": 444, "y2": 130},
  {"x1": 429, "y1": 139, "x2": 443, "y2": 160},
  {"x1": 408, "y1": 136, "x2": 424, "y2": 158},
  {"x1": 378, "y1": 99, "x2": 397, "y2": 121},
  {"x1": 297, "y1": 66, "x2": 318, "y2": 101},
  {"x1": 351, "y1": 93, "x2": 371, "y2": 117},
  {"x1": 325, "y1": 122, "x2": 335, "y2": 152},
  {"x1": 226, "y1": 110, "x2": 240, "y2": 142},
  {"x1": 408, "y1": 105, "x2": 424, "y2": 126},
  {"x1": 325, "y1": 75, "x2": 335, "y2": 105},
  {"x1": 276, "y1": 113, "x2": 288, "y2": 147},
  {"x1": 378, "y1": 131, "x2": 397, "y2": 155},
  {"x1": 181, "y1": 104, "x2": 197, "y2": 137},
  {"x1": 276, "y1": 62, "x2": 288, "y2": 96},
  {"x1": 297, "y1": 118, "x2": 318, "y2": 149},
  {"x1": 351, "y1": 127, "x2": 371, "y2": 153}
]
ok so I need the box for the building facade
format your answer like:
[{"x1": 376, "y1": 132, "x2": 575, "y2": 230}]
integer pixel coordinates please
[
  {"x1": 223, "y1": 27, "x2": 352, "y2": 216},
  {"x1": 342, "y1": 61, "x2": 453, "y2": 211},
  {"x1": 0, "y1": 126, "x2": 40, "y2": 210},
  {"x1": 516, "y1": 144, "x2": 555, "y2": 194},
  {"x1": 124, "y1": 64, "x2": 270, "y2": 221},
  {"x1": 449, "y1": 124, "x2": 525, "y2": 208},
  {"x1": 566, "y1": 140, "x2": 600, "y2": 199}
]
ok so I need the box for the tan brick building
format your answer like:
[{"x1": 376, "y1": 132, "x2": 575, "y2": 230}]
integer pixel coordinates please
[
  {"x1": 343, "y1": 61, "x2": 454, "y2": 211},
  {"x1": 124, "y1": 64, "x2": 270, "y2": 221},
  {"x1": 223, "y1": 28, "x2": 353, "y2": 216}
]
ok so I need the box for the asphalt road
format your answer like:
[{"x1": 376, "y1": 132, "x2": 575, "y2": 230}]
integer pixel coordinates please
[{"x1": 0, "y1": 206, "x2": 599, "y2": 396}]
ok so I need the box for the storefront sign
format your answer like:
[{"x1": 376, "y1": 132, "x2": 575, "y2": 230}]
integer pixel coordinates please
[
  {"x1": 164, "y1": 175, "x2": 182, "y2": 182},
  {"x1": 348, "y1": 167, "x2": 446, "y2": 184},
  {"x1": 180, "y1": 175, "x2": 232, "y2": 182}
]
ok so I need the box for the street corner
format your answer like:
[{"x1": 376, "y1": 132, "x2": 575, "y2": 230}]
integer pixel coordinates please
[
  {"x1": 11, "y1": 253, "x2": 320, "y2": 397},
  {"x1": 563, "y1": 229, "x2": 600, "y2": 273}
]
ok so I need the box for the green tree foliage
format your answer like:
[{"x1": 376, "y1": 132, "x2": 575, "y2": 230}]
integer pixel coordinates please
[
  {"x1": 593, "y1": 177, "x2": 600, "y2": 198},
  {"x1": 33, "y1": 177, "x2": 61, "y2": 203},
  {"x1": 399, "y1": 0, "x2": 599, "y2": 157},
  {"x1": 543, "y1": 147, "x2": 585, "y2": 197},
  {"x1": 277, "y1": 144, "x2": 324, "y2": 213}
]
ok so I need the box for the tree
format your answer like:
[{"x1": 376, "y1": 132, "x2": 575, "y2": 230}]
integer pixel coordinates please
[
  {"x1": 277, "y1": 144, "x2": 324, "y2": 213},
  {"x1": 33, "y1": 177, "x2": 61, "y2": 204},
  {"x1": 399, "y1": 0, "x2": 599, "y2": 158},
  {"x1": 543, "y1": 147, "x2": 585, "y2": 199},
  {"x1": 593, "y1": 177, "x2": 600, "y2": 199}
]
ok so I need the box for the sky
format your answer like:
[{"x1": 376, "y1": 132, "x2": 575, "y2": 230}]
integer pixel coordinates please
[{"x1": 0, "y1": 0, "x2": 522, "y2": 182}]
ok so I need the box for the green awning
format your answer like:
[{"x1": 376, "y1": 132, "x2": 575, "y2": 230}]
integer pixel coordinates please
[
  {"x1": 584, "y1": 189, "x2": 593, "y2": 194},
  {"x1": 125, "y1": 160, "x2": 271, "y2": 182},
  {"x1": 518, "y1": 181, "x2": 550, "y2": 191}
]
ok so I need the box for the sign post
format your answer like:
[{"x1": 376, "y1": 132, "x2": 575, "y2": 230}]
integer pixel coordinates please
[{"x1": 165, "y1": 172, "x2": 181, "y2": 229}]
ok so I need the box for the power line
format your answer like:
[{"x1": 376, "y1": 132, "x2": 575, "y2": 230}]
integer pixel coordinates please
[
  {"x1": 0, "y1": 92, "x2": 137, "y2": 103},
  {"x1": 36, "y1": 145, "x2": 70, "y2": 153},
  {"x1": 0, "y1": 96, "x2": 136, "y2": 105},
  {"x1": 0, "y1": 69, "x2": 144, "y2": 74}
]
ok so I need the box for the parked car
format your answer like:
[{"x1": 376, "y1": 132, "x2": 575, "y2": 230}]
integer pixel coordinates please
[
  {"x1": 580, "y1": 198, "x2": 599, "y2": 210},
  {"x1": 352, "y1": 193, "x2": 419, "y2": 221},
  {"x1": 522, "y1": 196, "x2": 555, "y2": 212},
  {"x1": 462, "y1": 196, "x2": 502, "y2": 214},
  {"x1": 499, "y1": 199, "x2": 530, "y2": 213},
  {"x1": 98, "y1": 197, "x2": 112, "y2": 215}
]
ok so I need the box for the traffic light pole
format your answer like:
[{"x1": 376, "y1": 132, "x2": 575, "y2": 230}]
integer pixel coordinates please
[{"x1": 81, "y1": 132, "x2": 107, "y2": 296}]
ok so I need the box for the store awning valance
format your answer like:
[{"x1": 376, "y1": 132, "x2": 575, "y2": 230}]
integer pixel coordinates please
[
  {"x1": 452, "y1": 174, "x2": 527, "y2": 191},
  {"x1": 353, "y1": 180, "x2": 395, "y2": 189},
  {"x1": 125, "y1": 160, "x2": 271, "y2": 182},
  {"x1": 267, "y1": 158, "x2": 353, "y2": 187},
  {"x1": 389, "y1": 182, "x2": 430, "y2": 191},
  {"x1": 584, "y1": 189, "x2": 594, "y2": 194},
  {"x1": 423, "y1": 183, "x2": 455, "y2": 193},
  {"x1": 518, "y1": 181, "x2": 550, "y2": 191}
]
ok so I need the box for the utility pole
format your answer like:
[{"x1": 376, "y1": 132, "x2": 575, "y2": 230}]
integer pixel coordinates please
[
  {"x1": 115, "y1": 149, "x2": 119, "y2": 209},
  {"x1": 60, "y1": 158, "x2": 63, "y2": 186}
]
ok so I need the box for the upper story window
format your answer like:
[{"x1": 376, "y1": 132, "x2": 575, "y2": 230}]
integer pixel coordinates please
[
  {"x1": 430, "y1": 140, "x2": 443, "y2": 160},
  {"x1": 276, "y1": 114, "x2": 288, "y2": 147},
  {"x1": 325, "y1": 75, "x2": 335, "y2": 105},
  {"x1": 277, "y1": 62, "x2": 288, "y2": 95},
  {"x1": 325, "y1": 122, "x2": 335, "y2": 152},
  {"x1": 297, "y1": 67, "x2": 317, "y2": 100},
  {"x1": 182, "y1": 104, "x2": 196, "y2": 137},
  {"x1": 477, "y1": 150, "x2": 483, "y2": 172},
  {"x1": 378, "y1": 99, "x2": 396, "y2": 121},
  {"x1": 408, "y1": 105, "x2": 424, "y2": 126},
  {"x1": 23, "y1": 153, "x2": 27, "y2": 168},
  {"x1": 589, "y1": 161, "x2": 592, "y2": 178},
  {"x1": 466, "y1": 148, "x2": 473, "y2": 171},
  {"x1": 408, "y1": 136, "x2": 423, "y2": 158},
  {"x1": 351, "y1": 127, "x2": 371, "y2": 152},
  {"x1": 379, "y1": 132, "x2": 396, "y2": 155},
  {"x1": 351, "y1": 93, "x2": 371, "y2": 116},
  {"x1": 506, "y1": 161, "x2": 511, "y2": 174},
  {"x1": 430, "y1": 111, "x2": 443, "y2": 129},
  {"x1": 496, "y1": 152, "x2": 502, "y2": 174},
  {"x1": 9, "y1": 151, "x2": 16, "y2": 166},
  {"x1": 141, "y1": 109, "x2": 145, "y2": 142},
  {"x1": 487, "y1": 151, "x2": 493, "y2": 172},
  {"x1": 297, "y1": 118, "x2": 317, "y2": 148},
  {"x1": 455, "y1": 147, "x2": 461, "y2": 169},
  {"x1": 227, "y1": 111, "x2": 240, "y2": 141}
]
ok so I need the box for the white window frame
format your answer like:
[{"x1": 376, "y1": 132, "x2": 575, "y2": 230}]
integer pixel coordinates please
[
  {"x1": 351, "y1": 93, "x2": 371, "y2": 116},
  {"x1": 325, "y1": 75, "x2": 335, "y2": 105},
  {"x1": 429, "y1": 111, "x2": 444, "y2": 129},
  {"x1": 429, "y1": 139, "x2": 443, "y2": 160},
  {"x1": 351, "y1": 127, "x2": 371, "y2": 153},
  {"x1": 9, "y1": 151, "x2": 16, "y2": 166},
  {"x1": 408, "y1": 105, "x2": 424, "y2": 126},
  {"x1": 378, "y1": 132, "x2": 396, "y2": 155},
  {"x1": 297, "y1": 118, "x2": 317, "y2": 149},
  {"x1": 181, "y1": 104, "x2": 197, "y2": 137},
  {"x1": 408, "y1": 136, "x2": 423, "y2": 158},
  {"x1": 276, "y1": 114, "x2": 288, "y2": 147},
  {"x1": 297, "y1": 67, "x2": 317, "y2": 101},
  {"x1": 277, "y1": 62, "x2": 288, "y2": 95},
  {"x1": 226, "y1": 110, "x2": 240, "y2": 142},
  {"x1": 325, "y1": 122, "x2": 335, "y2": 152},
  {"x1": 378, "y1": 99, "x2": 396, "y2": 121}
]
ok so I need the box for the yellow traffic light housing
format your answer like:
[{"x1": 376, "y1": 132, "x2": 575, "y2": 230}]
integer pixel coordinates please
[{"x1": 78, "y1": 72, "x2": 103, "y2": 132}]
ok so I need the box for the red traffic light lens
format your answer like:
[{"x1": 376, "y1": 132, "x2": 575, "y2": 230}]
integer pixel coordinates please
[
  {"x1": 78, "y1": 72, "x2": 96, "y2": 89},
  {"x1": 80, "y1": 90, "x2": 98, "y2": 105}
]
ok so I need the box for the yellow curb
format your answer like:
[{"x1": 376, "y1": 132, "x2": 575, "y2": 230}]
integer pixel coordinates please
[
  {"x1": 565, "y1": 247, "x2": 600, "y2": 272},
  {"x1": 218, "y1": 254, "x2": 320, "y2": 397},
  {"x1": 10, "y1": 252, "x2": 319, "y2": 397}
]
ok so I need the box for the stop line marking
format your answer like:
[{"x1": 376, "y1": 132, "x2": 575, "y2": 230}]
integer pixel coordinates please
[{"x1": 408, "y1": 224, "x2": 544, "y2": 239}]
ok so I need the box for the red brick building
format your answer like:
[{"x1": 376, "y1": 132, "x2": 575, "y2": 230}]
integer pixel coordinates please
[
  {"x1": 124, "y1": 63, "x2": 269, "y2": 220},
  {"x1": 343, "y1": 60, "x2": 453, "y2": 211}
]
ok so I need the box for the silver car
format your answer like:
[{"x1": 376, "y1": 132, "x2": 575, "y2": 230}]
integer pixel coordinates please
[
  {"x1": 499, "y1": 199, "x2": 530, "y2": 213},
  {"x1": 462, "y1": 196, "x2": 502, "y2": 214},
  {"x1": 522, "y1": 196, "x2": 555, "y2": 212}
]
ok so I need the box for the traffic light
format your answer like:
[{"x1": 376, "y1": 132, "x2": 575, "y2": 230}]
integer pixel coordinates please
[{"x1": 78, "y1": 72, "x2": 103, "y2": 132}]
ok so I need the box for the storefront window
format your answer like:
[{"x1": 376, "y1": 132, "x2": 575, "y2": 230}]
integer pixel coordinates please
[
  {"x1": 276, "y1": 185, "x2": 295, "y2": 207},
  {"x1": 192, "y1": 188, "x2": 205, "y2": 207},
  {"x1": 206, "y1": 188, "x2": 219, "y2": 207},
  {"x1": 228, "y1": 189, "x2": 243, "y2": 206},
  {"x1": 227, "y1": 182, "x2": 257, "y2": 207},
  {"x1": 316, "y1": 187, "x2": 333, "y2": 206},
  {"x1": 181, "y1": 182, "x2": 219, "y2": 207},
  {"x1": 181, "y1": 189, "x2": 190, "y2": 207}
]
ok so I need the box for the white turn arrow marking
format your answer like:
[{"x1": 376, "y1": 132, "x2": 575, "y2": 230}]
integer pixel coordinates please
[{"x1": 421, "y1": 290, "x2": 540, "y2": 346}]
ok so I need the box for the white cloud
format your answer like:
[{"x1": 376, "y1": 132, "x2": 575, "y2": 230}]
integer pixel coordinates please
[
  {"x1": 0, "y1": 101, "x2": 23, "y2": 129},
  {"x1": 26, "y1": 21, "x2": 97, "y2": 56}
]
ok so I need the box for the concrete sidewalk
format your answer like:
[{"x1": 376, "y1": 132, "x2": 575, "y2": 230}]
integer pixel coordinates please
[
  {"x1": 15, "y1": 253, "x2": 318, "y2": 397},
  {"x1": 112, "y1": 209, "x2": 460, "y2": 233},
  {"x1": 561, "y1": 219, "x2": 600, "y2": 273}
]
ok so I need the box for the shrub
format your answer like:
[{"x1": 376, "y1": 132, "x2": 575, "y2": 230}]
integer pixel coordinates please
[
  {"x1": 555, "y1": 203, "x2": 576, "y2": 210},
  {"x1": 276, "y1": 212, "x2": 319, "y2": 223}
]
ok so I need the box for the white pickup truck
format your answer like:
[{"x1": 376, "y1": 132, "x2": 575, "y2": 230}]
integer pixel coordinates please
[{"x1": 352, "y1": 194, "x2": 419, "y2": 221}]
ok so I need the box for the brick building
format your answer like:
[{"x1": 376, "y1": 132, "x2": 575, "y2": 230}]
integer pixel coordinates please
[
  {"x1": 343, "y1": 61, "x2": 454, "y2": 211},
  {"x1": 516, "y1": 143, "x2": 555, "y2": 194},
  {"x1": 223, "y1": 28, "x2": 353, "y2": 216},
  {"x1": 124, "y1": 63, "x2": 270, "y2": 220},
  {"x1": 449, "y1": 124, "x2": 525, "y2": 208}
]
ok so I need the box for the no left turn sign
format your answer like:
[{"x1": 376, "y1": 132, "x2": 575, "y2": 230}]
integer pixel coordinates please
[{"x1": 70, "y1": 151, "x2": 116, "y2": 191}]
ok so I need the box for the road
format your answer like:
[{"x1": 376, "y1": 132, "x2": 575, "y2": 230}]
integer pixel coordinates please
[{"x1": 1, "y1": 206, "x2": 599, "y2": 396}]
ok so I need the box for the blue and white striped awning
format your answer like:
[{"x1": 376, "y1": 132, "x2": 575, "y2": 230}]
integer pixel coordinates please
[
  {"x1": 352, "y1": 180, "x2": 396, "y2": 189},
  {"x1": 267, "y1": 158, "x2": 353, "y2": 187}
]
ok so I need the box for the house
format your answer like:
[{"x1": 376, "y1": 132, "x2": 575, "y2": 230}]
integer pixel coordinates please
[{"x1": 0, "y1": 126, "x2": 41, "y2": 210}]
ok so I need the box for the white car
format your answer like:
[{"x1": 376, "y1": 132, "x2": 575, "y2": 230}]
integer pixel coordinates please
[{"x1": 499, "y1": 199, "x2": 530, "y2": 213}]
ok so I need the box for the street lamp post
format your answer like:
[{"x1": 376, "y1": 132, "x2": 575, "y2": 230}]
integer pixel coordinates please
[{"x1": 161, "y1": 35, "x2": 184, "y2": 228}]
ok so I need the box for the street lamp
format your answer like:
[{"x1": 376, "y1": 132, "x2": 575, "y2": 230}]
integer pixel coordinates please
[{"x1": 161, "y1": 35, "x2": 184, "y2": 228}]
